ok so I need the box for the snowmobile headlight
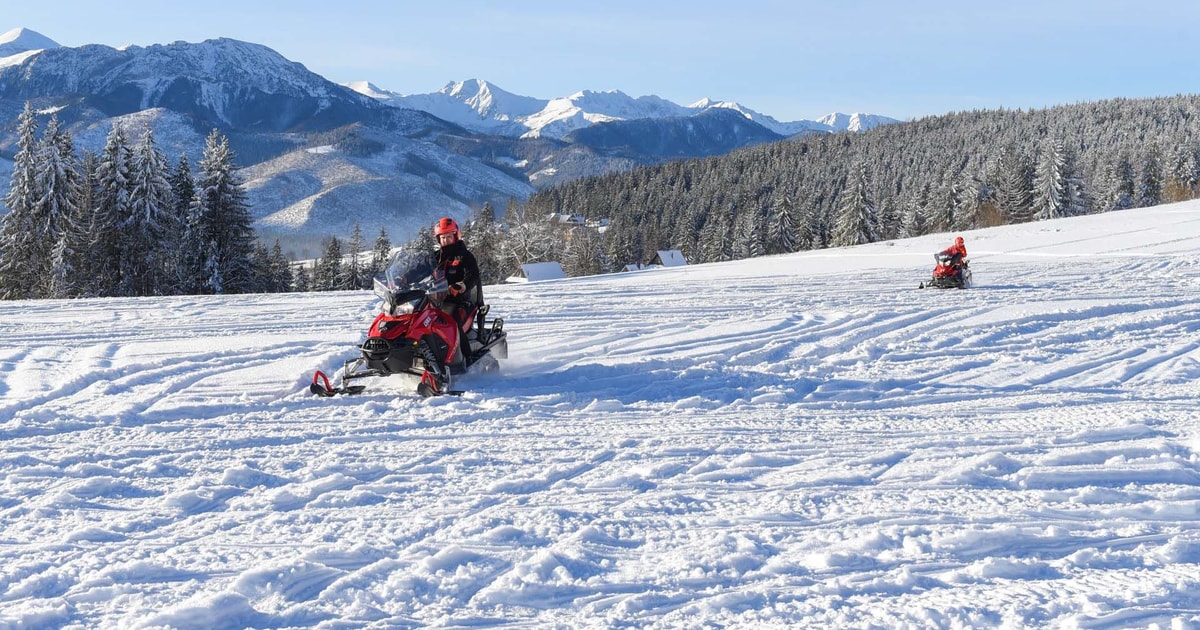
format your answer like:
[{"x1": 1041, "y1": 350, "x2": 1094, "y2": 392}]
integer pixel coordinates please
[{"x1": 392, "y1": 301, "x2": 416, "y2": 315}]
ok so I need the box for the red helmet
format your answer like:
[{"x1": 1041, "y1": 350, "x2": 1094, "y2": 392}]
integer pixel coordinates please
[
  {"x1": 955, "y1": 236, "x2": 964, "y2": 247},
  {"x1": 434, "y1": 217, "x2": 459, "y2": 242}
]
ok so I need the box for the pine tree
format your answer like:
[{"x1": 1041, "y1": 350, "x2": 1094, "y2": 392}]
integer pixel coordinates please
[
  {"x1": 603, "y1": 216, "x2": 637, "y2": 271},
  {"x1": 268, "y1": 240, "x2": 292, "y2": 292},
  {"x1": 92, "y1": 122, "x2": 134, "y2": 296},
  {"x1": 35, "y1": 115, "x2": 84, "y2": 298},
  {"x1": 1135, "y1": 147, "x2": 1163, "y2": 208},
  {"x1": 1031, "y1": 139, "x2": 1067, "y2": 221},
  {"x1": 900, "y1": 198, "x2": 929, "y2": 238},
  {"x1": 292, "y1": 264, "x2": 312, "y2": 292},
  {"x1": 994, "y1": 147, "x2": 1032, "y2": 223},
  {"x1": 1096, "y1": 153, "x2": 1135, "y2": 213},
  {"x1": 250, "y1": 243, "x2": 272, "y2": 293},
  {"x1": 766, "y1": 195, "x2": 798, "y2": 255},
  {"x1": 346, "y1": 221, "x2": 365, "y2": 289},
  {"x1": 369, "y1": 227, "x2": 392, "y2": 284},
  {"x1": 1170, "y1": 144, "x2": 1200, "y2": 200},
  {"x1": 875, "y1": 197, "x2": 901, "y2": 240},
  {"x1": 1063, "y1": 145, "x2": 1089, "y2": 218},
  {"x1": 315, "y1": 236, "x2": 344, "y2": 291},
  {"x1": 73, "y1": 151, "x2": 103, "y2": 297},
  {"x1": 697, "y1": 204, "x2": 734, "y2": 262},
  {"x1": 168, "y1": 155, "x2": 202, "y2": 294},
  {"x1": 0, "y1": 103, "x2": 42, "y2": 299},
  {"x1": 191, "y1": 129, "x2": 256, "y2": 294},
  {"x1": 735, "y1": 210, "x2": 763, "y2": 260},
  {"x1": 123, "y1": 127, "x2": 173, "y2": 296},
  {"x1": 832, "y1": 161, "x2": 878, "y2": 247}
]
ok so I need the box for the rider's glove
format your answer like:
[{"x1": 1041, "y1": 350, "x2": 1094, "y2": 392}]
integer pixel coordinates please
[{"x1": 449, "y1": 282, "x2": 465, "y2": 296}]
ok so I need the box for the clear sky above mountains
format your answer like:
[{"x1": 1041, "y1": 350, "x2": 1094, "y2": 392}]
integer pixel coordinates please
[{"x1": 7, "y1": 0, "x2": 1200, "y2": 122}]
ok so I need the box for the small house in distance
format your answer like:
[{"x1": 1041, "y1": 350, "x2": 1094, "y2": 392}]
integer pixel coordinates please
[
  {"x1": 624, "y1": 250, "x2": 688, "y2": 271},
  {"x1": 651, "y1": 250, "x2": 687, "y2": 268},
  {"x1": 506, "y1": 261, "x2": 567, "y2": 283}
]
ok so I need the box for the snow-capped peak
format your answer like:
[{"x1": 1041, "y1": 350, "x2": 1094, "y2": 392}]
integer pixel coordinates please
[
  {"x1": 439, "y1": 79, "x2": 545, "y2": 119},
  {"x1": 344, "y1": 81, "x2": 397, "y2": 99},
  {"x1": 0, "y1": 27, "x2": 60, "y2": 58},
  {"x1": 816, "y1": 112, "x2": 897, "y2": 132},
  {"x1": 353, "y1": 78, "x2": 900, "y2": 139}
]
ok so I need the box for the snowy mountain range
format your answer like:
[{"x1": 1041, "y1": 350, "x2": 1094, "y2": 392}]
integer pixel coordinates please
[
  {"x1": 346, "y1": 78, "x2": 898, "y2": 139},
  {"x1": 0, "y1": 26, "x2": 896, "y2": 255}
]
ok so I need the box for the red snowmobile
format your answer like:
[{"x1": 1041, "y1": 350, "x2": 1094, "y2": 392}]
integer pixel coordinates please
[
  {"x1": 311, "y1": 249, "x2": 507, "y2": 397},
  {"x1": 920, "y1": 252, "x2": 972, "y2": 289}
]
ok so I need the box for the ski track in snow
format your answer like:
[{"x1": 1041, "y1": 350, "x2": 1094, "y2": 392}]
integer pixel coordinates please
[{"x1": 3, "y1": 205, "x2": 1200, "y2": 627}]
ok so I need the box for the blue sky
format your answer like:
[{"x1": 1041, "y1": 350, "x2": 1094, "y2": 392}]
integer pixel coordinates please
[{"x1": 6, "y1": 0, "x2": 1200, "y2": 122}]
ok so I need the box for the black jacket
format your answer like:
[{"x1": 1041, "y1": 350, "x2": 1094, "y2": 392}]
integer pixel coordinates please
[{"x1": 436, "y1": 239, "x2": 482, "y2": 307}]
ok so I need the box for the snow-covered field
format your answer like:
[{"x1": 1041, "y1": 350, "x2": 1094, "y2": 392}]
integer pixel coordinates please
[{"x1": 3, "y1": 203, "x2": 1200, "y2": 628}]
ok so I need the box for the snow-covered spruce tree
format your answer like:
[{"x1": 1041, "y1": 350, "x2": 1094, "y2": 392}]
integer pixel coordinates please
[
  {"x1": 952, "y1": 176, "x2": 982, "y2": 232},
  {"x1": 602, "y1": 216, "x2": 637, "y2": 271},
  {"x1": 875, "y1": 196, "x2": 901, "y2": 241},
  {"x1": 369, "y1": 227, "x2": 391, "y2": 284},
  {"x1": 927, "y1": 174, "x2": 964, "y2": 233},
  {"x1": 1062, "y1": 145, "x2": 1089, "y2": 218},
  {"x1": 831, "y1": 161, "x2": 878, "y2": 247},
  {"x1": 251, "y1": 241, "x2": 292, "y2": 293},
  {"x1": 996, "y1": 146, "x2": 1034, "y2": 223},
  {"x1": 1031, "y1": 139, "x2": 1067, "y2": 221},
  {"x1": 0, "y1": 103, "x2": 43, "y2": 299},
  {"x1": 168, "y1": 155, "x2": 202, "y2": 294},
  {"x1": 92, "y1": 123, "x2": 134, "y2": 296},
  {"x1": 123, "y1": 127, "x2": 173, "y2": 296},
  {"x1": 292, "y1": 263, "x2": 311, "y2": 292},
  {"x1": 267, "y1": 240, "x2": 292, "y2": 293},
  {"x1": 36, "y1": 115, "x2": 84, "y2": 298},
  {"x1": 766, "y1": 195, "x2": 798, "y2": 255},
  {"x1": 346, "y1": 221, "x2": 365, "y2": 289},
  {"x1": 190, "y1": 129, "x2": 256, "y2": 294},
  {"x1": 71, "y1": 151, "x2": 103, "y2": 297},
  {"x1": 733, "y1": 208, "x2": 763, "y2": 260},
  {"x1": 314, "y1": 236, "x2": 344, "y2": 291},
  {"x1": 1165, "y1": 143, "x2": 1200, "y2": 202},
  {"x1": 1094, "y1": 152, "x2": 1135, "y2": 213},
  {"x1": 697, "y1": 204, "x2": 734, "y2": 263},
  {"x1": 899, "y1": 197, "x2": 929, "y2": 239},
  {"x1": 1135, "y1": 147, "x2": 1164, "y2": 209}
]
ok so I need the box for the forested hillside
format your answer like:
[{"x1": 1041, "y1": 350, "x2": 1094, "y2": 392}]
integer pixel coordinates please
[{"x1": 512, "y1": 95, "x2": 1200, "y2": 269}]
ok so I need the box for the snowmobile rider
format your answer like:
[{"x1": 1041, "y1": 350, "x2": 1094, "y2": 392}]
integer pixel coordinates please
[
  {"x1": 433, "y1": 217, "x2": 482, "y2": 338},
  {"x1": 941, "y1": 236, "x2": 968, "y2": 268}
]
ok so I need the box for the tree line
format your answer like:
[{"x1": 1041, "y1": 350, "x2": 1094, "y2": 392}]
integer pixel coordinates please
[
  {"x1": 506, "y1": 94, "x2": 1200, "y2": 270},
  {"x1": 0, "y1": 102, "x2": 285, "y2": 300},
  {"x1": 9, "y1": 93, "x2": 1200, "y2": 298}
]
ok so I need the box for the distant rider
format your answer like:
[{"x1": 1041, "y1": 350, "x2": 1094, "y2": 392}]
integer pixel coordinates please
[
  {"x1": 433, "y1": 217, "x2": 482, "y2": 338},
  {"x1": 941, "y1": 236, "x2": 968, "y2": 269}
]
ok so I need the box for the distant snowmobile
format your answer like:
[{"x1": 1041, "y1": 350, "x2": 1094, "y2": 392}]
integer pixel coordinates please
[
  {"x1": 310, "y1": 250, "x2": 507, "y2": 398},
  {"x1": 919, "y1": 252, "x2": 972, "y2": 289}
]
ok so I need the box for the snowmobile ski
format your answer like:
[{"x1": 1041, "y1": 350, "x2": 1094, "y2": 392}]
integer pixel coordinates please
[{"x1": 309, "y1": 370, "x2": 367, "y2": 397}]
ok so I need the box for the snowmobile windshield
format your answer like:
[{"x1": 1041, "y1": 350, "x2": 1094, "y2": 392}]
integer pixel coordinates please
[
  {"x1": 381, "y1": 250, "x2": 440, "y2": 291},
  {"x1": 373, "y1": 250, "x2": 449, "y2": 314}
]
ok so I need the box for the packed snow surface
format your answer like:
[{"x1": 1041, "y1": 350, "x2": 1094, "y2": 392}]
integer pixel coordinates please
[{"x1": 3, "y1": 202, "x2": 1200, "y2": 628}]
